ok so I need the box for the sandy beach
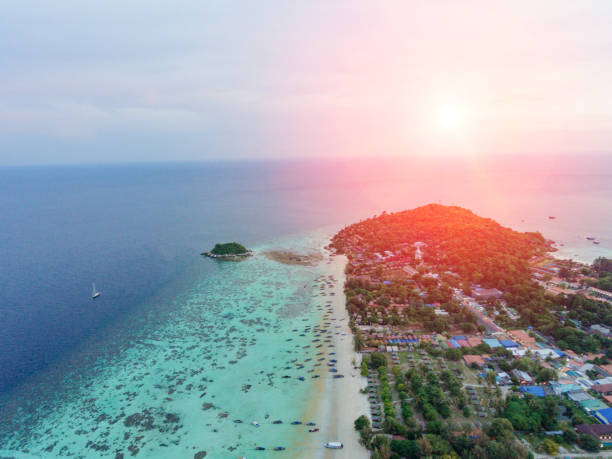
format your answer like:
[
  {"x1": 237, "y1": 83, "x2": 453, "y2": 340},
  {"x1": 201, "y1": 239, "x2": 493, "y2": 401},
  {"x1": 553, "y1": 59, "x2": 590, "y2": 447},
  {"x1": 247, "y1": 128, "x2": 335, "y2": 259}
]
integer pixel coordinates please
[{"x1": 295, "y1": 251, "x2": 370, "y2": 459}]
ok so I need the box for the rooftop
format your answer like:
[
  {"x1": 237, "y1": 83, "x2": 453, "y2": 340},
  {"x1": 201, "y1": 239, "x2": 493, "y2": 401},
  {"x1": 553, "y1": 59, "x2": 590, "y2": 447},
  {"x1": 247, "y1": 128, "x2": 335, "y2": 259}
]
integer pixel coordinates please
[
  {"x1": 592, "y1": 384, "x2": 612, "y2": 394},
  {"x1": 576, "y1": 423, "x2": 612, "y2": 436},
  {"x1": 508, "y1": 329, "x2": 536, "y2": 343},
  {"x1": 463, "y1": 355, "x2": 488, "y2": 366}
]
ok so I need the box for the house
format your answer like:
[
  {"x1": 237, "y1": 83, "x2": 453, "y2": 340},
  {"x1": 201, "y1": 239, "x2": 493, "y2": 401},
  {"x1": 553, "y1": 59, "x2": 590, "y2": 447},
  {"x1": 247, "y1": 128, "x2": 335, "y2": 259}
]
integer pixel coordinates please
[
  {"x1": 551, "y1": 382, "x2": 583, "y2": 395},
  {"x1": 580, "y1": 398, "x2": 608, "y2": 413},
  {"x1": 472, "y1": 287, "x2": 503, "y2": 301},
  {"x1": 463, "y1": 355, "x2": 488, "y2": 368},
  {"x1": 483, "y1": 338, "x2": 501, "y2": 348},
  {"x1": 584, "y1": 352, "x2": 606, "y2": 361},
  {"x1": 592, "y1": 384, "x2": 612, "y2": 396},
  {"x1": 508, "y1": 329, "x2": 538, "y2": 348},
  {"x1": 589, "y1": 288, "x2": 612, "y2": 303},
  {"x1": 534, "y1": 348, "x2": 561, "y2": 360},
  {"x1": 567, "y1": 390, "x2": 593, "y2": 404},
  {"x1": 595, "y1": 408, "x2": 612, "y2": 424},
  {"x1": 564, "y1": 349, "x2": 580, "y2": 359},
  {"x1": 576, "y1": 424, "x2": 612, "y2": 446},
  {"x1": 497, "y1": 371, "x2": 512, "y2": 385},
  {"x1": 360, "y1": 347, "x2": 378, "y2": 354},
  {"x1": 575, "y1": 378, "x2": 596, "y2": 390},
  {"x1": 510, "y1": 348, "x2": 528, "y2": 358},
  {"x1": 520, "y1": 385, "x2": 547, "y2": 397},
  {"x1": 512, "y1": 369, "x2": 533, "y2": 384},
  {"x1": 590, "y1": 324, "x2": 612, "y2": 338},
  {"x1": 597, "y1": 364, "x2": 612, "y2": 377}
]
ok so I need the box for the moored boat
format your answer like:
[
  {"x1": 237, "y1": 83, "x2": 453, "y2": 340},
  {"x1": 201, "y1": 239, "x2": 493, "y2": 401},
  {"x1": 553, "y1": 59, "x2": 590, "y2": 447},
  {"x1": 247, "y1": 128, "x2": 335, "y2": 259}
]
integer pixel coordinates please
[{"x1": 324, "y1": 442, "x2": 344, "y2": 449}]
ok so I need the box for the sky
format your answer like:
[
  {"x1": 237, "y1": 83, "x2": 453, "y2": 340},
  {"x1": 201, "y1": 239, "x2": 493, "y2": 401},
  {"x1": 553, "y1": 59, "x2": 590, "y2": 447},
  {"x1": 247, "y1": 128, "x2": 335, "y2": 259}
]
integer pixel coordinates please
[{"x1": 1, "y1": 1, "x2": 612, "y2": 165}]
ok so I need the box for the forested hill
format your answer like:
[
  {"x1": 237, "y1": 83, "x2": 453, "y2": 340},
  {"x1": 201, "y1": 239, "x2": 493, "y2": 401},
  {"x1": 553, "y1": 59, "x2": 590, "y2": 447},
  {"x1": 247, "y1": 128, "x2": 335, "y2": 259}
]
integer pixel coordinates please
[{"x1": 331, "y1": 204, "x2": 552, "y2": 290}]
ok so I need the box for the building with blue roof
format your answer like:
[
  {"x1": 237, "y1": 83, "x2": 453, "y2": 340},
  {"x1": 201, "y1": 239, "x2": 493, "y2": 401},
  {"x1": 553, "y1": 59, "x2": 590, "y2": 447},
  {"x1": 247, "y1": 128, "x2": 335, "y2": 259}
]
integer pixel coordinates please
[
  {"x1": 483, "y1": 338, "x2": 501, "y2": 348},
  {"x1": 551, "y1": 382, "x2": 583, "y2": 395},
  {"x1": 520, "y1": 386, "x2": 547, "y2": 397},
  {"x1": 595, "y1": 408, "x2": 612, "y2": 424},
  {"x1": 580, "y1": 399, "x2": 608, "y2": 412},
  {"x1": 500, "y1": 340, "x2": 518, "y2": 348}
]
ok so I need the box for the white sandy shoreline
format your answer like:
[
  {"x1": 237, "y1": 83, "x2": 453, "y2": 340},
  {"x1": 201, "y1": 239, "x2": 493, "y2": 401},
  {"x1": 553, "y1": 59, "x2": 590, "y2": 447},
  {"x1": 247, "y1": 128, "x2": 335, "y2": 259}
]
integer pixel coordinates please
[{"x1": 300, "y1": 251, "x2": 370, "y2": 459}]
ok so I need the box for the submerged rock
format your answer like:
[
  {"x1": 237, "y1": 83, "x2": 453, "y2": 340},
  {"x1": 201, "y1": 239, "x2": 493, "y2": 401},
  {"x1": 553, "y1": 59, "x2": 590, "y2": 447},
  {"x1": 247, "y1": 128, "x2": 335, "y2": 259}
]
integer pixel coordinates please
[
  {"x1": 262, "y1": 250, "x2": 323, "y2": 266},
  {"x1": 194, "y1": 451, "x2": 207, "y2": 459}
]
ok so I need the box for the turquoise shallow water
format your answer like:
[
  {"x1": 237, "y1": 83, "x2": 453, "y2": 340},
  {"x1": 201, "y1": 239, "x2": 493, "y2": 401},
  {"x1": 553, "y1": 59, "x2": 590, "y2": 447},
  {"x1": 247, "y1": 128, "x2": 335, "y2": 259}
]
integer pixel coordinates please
[{"x1": 0, "y1": 231, "x2": 340, "y2": 458}]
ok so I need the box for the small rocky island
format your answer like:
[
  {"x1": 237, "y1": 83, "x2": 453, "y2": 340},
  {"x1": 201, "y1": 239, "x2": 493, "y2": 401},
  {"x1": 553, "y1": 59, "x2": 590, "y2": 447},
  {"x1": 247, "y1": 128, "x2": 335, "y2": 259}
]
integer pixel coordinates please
[{"x1": 201, "y1": 242, "x2": 252, "y2": 259}]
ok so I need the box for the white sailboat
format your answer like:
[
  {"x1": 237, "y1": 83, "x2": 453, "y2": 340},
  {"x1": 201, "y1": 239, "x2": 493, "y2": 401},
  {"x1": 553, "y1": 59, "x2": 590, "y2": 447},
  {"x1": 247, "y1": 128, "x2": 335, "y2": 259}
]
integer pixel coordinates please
[{"x1": 92, "y1": 283, "x2": 101, "y2": 299}]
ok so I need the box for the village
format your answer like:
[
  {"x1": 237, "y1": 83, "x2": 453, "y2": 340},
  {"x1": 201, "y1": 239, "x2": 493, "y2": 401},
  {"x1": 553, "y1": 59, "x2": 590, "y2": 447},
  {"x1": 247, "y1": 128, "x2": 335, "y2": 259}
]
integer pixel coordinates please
[{"x1": 329, "y1": 216, "x2": 612, "y2": 458}]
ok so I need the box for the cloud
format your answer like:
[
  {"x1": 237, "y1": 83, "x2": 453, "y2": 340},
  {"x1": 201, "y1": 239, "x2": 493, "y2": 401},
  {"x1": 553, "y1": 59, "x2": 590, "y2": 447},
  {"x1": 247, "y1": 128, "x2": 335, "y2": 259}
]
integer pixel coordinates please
[{"x1": 1, "y1": 0, "x2": 612, "y2": 164}]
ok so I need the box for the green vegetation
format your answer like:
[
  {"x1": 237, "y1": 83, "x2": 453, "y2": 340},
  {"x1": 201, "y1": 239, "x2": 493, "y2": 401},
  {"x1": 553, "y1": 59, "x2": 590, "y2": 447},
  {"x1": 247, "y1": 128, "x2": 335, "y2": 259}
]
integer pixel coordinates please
[
  {"x1": 360, "y1": 359, "x2": 369, "y2": 376},
  {"x1": 369, "y1": 353, "x2": 388, "y2": 369},
  {"x1": 332, "y1": 204, "x2": 551, "y2": 290},
  {"x1": 354, "y1": 415, "x2": 373, "y2": 448},
  {"x1": 588, "y1": 257, "x2": 612, "y2": 293},
  {"x1": 357, "y1": 349, "x2": 539, "y2": 458},
  {"x1": 541, "y1": 438, "x2": 559, "y2": 455},
  {"x1": 501, "y1": 394, "x2": 596, "y2": 435},
  {"x1": 579, "y1": 433, "x2": 600, "y2": 452},
  {"x1": 378, "y1": 367, "x2": 395, "y2": 419},
  {"x1": 560, "y1": 292, "x2": 612, "y2": 328},
  {"x1": 405, "y1": 366, "x2": 451, "y2": 421},
  {"x1": 209, "y1": 242, "x2": 249, "y2": 255}
]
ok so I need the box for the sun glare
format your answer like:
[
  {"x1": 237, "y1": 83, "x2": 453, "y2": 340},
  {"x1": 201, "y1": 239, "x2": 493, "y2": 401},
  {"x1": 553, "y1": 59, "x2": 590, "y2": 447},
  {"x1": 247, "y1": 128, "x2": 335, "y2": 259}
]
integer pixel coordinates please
[{"x1": 434, "y1": 103, "x2": 467, "y2": 132}]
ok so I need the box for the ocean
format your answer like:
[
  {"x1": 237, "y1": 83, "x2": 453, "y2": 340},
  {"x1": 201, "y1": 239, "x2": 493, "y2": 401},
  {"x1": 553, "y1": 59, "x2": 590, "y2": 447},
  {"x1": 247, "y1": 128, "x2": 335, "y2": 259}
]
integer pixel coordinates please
[{"x1": 0, "y1": 157, "x2": 610, "y2": 457}]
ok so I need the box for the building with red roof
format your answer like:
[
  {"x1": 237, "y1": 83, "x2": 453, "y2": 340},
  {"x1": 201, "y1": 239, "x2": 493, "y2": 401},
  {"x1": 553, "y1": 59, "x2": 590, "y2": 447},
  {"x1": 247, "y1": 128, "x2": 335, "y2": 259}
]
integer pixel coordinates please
[{"x1": 463, "y1": 355, "x2": 488, "y2": 368}]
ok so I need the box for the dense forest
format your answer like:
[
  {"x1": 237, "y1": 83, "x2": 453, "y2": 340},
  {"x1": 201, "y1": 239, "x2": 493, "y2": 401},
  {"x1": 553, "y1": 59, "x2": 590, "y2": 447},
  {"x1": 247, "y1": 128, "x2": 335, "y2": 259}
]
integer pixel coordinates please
[{"x1": 331, "y1": 204, "x2": 552, "y2": 290}]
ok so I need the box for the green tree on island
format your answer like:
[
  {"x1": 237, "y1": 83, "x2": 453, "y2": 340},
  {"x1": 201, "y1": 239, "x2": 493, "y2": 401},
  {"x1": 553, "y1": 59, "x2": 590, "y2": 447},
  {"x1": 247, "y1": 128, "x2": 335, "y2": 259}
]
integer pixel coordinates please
[{"x1": 210, "y1": 242, "x2": 249, "y2": 255}]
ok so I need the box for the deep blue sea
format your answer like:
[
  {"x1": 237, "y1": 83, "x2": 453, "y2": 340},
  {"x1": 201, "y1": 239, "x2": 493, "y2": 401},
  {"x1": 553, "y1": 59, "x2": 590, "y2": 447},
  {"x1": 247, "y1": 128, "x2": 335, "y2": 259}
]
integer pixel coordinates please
[{"x1": 0, "y1": 157, "x2": 610, "y2": 457}]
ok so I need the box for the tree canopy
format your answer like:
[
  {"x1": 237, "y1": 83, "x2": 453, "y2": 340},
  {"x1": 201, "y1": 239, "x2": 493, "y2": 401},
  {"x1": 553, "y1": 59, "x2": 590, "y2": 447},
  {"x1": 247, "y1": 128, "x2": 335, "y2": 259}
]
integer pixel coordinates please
[{"x1": 210, "y1": 242, "x2": 249, "y2": 255}]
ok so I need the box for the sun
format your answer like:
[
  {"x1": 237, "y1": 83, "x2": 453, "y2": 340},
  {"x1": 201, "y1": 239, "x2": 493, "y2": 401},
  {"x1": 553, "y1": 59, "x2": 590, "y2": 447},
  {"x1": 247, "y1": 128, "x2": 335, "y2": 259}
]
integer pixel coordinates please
[{"x1": 434, "y1": 103, "x2": 468, "y2": 132}]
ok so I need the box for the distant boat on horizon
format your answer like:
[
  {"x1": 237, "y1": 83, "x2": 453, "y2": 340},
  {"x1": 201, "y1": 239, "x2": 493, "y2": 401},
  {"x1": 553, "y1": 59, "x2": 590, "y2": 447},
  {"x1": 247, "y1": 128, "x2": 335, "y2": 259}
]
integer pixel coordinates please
[{"x1": 92, "y1": 283, "x2": 101, "y2": 299}]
